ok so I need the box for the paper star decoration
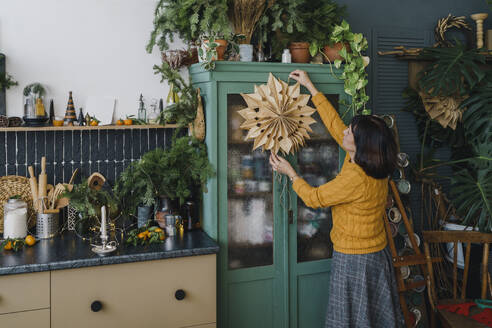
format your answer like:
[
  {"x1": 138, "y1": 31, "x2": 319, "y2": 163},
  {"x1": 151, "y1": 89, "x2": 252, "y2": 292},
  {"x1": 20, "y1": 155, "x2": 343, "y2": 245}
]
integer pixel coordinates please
[{"x1": 238, "y1": 73, "x2": 317, "y2": 155}]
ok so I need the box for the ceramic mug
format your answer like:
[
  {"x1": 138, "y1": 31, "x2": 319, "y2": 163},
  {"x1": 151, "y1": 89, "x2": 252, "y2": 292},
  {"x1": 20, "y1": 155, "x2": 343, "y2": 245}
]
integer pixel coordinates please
[{"x1": 388, "y1": 207, "x2": 402, "y2": 223}]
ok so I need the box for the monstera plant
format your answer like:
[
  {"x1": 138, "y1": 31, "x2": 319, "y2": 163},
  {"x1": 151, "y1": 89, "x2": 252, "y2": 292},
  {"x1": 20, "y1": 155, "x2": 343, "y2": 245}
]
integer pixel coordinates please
[{"x1": 404, "y1": 44, "x2": 492, "y2": 232}]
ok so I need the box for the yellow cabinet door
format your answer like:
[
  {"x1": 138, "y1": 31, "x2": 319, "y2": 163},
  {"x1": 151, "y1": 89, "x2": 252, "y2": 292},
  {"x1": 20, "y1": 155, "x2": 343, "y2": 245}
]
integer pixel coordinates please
[
  {"x1": 51, "y1": 254, "x2": 216, "y2": 328},
  {"x1": 0, "y1": 309, "x2": 50, "y2": 327},
  {"x1": 0, "y1": 271, "x2": 50, "y2": 314}
]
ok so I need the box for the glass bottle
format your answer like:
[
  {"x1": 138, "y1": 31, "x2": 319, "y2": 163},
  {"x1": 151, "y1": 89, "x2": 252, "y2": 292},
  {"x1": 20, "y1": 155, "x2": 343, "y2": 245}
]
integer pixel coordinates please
[
  {"x1": 281, "y1": 49, "x2": 291, "y2": 63},
  {"x1": 137, "y1": 94, "x2": 146, "y2": 122},
  {"x1": 147, "y1": 98, "x2": 159, "y2": 124}
]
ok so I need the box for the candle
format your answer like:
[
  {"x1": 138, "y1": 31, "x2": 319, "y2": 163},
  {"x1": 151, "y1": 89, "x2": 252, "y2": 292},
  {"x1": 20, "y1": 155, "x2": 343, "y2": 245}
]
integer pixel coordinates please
[{"x1": 100, "y1": 206, "x2": 107, "y2": 237}]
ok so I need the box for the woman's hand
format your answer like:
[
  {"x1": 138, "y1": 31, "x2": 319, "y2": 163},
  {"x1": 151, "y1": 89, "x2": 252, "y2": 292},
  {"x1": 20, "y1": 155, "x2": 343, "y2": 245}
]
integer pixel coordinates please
[
  {"x1": 289, "y1": 70, "x2": 318, "y2": 95},
  {"x1": 269, "y1": 153, "x2": 297, "y2": 179}
]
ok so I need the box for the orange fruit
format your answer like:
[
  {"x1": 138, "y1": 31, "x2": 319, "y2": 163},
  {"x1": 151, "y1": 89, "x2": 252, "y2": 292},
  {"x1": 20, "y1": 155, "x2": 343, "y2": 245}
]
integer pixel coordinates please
[
  {"x1": 25, "y1": 235, "x2": 36, "y2": 246},
  {"x1": 137, "y1": 232, "x2": 146, "y2": 239},
  {"x1": 159, "y1": 233, "x2": 165, "y2": 241},
  {"x1": 116, "y1": 119, "x2": 124, "y2": 126},
  {"x1": 154, "y1": 227, "x2": 162, "y2": 233},
  {"x1": 124, "y1": 119, "x2": 133, "y2": 125},
  {"x1": 90, "y1": 120, "x2": 99, "y2": 126},
  {"x1": 4, "y1": 241, "x2": 12, "y2": 250}
]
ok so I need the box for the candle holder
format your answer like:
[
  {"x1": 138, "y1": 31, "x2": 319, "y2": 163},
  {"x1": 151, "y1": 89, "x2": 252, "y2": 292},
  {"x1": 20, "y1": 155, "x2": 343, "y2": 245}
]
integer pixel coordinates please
[
  {"x1": 91, "y1": 206, "x2": 117, "y2": 256},
  {"x1": 471, "y1": 13, "x2": 488, "y2": 48}
]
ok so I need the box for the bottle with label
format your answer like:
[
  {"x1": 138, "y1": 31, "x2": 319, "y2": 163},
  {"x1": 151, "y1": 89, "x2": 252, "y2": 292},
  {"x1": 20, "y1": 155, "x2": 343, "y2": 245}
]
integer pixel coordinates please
[
  {"x1": 137, "y1": 94, "x2": 146, "y2": 122},
  {"x1": 282, "y1": 49, "x2": 291, "y2": 63}
]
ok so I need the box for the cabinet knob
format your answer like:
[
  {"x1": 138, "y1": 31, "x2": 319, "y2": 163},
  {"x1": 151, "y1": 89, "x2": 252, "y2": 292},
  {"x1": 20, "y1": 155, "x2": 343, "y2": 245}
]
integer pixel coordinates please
[
  {"x1": 175, "y1": 289, "x2": 186, "y2": 301},
  {"x1": 91, "y1": 300, "x2": 103, "y2": 312}
]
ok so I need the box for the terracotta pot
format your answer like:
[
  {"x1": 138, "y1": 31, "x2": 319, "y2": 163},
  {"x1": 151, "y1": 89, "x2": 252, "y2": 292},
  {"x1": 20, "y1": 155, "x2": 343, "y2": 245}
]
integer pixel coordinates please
[
  {"x1": 289, "y1": 42, "x2": 310, "y2": 63},
  {"x1": 202, "y1": 39, "x2": 228, "y2": 61},
  {"x1": 323, "y1": 42, "x2": 351, "y2": 63}
]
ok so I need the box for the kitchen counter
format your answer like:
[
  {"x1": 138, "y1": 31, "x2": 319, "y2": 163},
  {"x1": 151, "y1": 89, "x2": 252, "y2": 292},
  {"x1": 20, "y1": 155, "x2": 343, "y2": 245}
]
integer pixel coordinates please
[{"x1": 0, "y1": 230, "x2": 219, "y2": 276}]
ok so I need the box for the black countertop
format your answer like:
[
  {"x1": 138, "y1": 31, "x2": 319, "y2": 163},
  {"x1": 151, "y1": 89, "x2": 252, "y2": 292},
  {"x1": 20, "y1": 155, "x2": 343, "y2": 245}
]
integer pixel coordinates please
[{"x1": 0, "y1": 230, "x2": 219, "y2": 276}]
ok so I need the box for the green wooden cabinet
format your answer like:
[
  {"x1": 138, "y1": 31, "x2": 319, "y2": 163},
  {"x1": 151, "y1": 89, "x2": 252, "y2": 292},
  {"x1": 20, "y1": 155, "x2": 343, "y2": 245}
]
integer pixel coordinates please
[{"x1": 190, "y1": 62, "x2": 349, "y2": 328}]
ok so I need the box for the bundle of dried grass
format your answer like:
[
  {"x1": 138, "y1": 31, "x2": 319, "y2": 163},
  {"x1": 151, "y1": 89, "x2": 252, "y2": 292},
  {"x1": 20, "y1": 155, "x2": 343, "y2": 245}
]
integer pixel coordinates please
[
  {"x1": 419, "y1": 91, "x2": 467, "y2": 130},
  {"x1": 228, "y1": 0, "x2": 274, "y2": 44}
]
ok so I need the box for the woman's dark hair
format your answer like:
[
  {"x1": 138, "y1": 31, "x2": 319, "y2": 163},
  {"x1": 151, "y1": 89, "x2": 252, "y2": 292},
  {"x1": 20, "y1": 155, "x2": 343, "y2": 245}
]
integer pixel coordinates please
[{"x1": 350, "y1": 115, "x2": 397, "y2": 179}]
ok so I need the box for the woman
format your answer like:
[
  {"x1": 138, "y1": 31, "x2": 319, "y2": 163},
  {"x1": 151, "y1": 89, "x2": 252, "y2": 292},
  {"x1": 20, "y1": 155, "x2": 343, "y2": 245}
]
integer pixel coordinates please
[{"x1": 270, "y1": 70, "x2": 403, "y2": 328}]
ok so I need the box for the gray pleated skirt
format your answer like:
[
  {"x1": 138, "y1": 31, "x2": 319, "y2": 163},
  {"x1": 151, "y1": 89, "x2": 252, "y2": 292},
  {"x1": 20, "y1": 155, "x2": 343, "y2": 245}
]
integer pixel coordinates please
[{"x1": 325, "y1": 246, "x2": 404, "y2": 328}]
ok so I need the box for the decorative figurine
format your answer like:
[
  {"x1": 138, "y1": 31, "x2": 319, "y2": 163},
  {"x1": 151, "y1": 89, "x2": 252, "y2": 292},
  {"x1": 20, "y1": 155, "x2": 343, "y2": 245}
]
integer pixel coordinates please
[
  {"x1": 77, "y1": 107, "x2": 85, "y2": 126},
  {"x1": 49, "y1": 99, "x2": 55, "y2": 125},
  {"x1": 471, "y1": 13, "x2": 488, "y2": 48},
  {"x1": 63, "y1": 91, "x2": 77, "y2": 126}
]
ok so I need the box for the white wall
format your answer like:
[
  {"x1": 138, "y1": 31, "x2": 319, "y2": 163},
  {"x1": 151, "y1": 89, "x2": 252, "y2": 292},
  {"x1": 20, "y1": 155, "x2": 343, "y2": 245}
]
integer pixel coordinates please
[{"x1": 0, "y1": 0, "x2": 184, "y2": 120}]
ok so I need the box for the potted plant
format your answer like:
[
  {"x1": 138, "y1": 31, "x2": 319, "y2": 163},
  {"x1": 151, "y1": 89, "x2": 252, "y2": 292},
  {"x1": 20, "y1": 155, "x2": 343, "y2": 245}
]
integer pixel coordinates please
[
  {"x1": 114, "y1": 136, "x2": 215, "y2": 223},
  {"x1": 227, "y1": 0, "x2": 274, "y2": 61},
  {"x1": 299, "y1": 0, "x2": 346, "y2": 63},
  {"x1": 147, "y1": 0, "x2": 231, "y2": 68},
  {"x1": 330, "y1": 20, "x2": 371, "y2": 115}
]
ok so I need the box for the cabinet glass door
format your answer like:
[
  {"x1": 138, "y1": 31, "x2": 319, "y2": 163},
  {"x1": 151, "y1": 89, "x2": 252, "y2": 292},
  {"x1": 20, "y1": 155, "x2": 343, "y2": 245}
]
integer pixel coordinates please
[
  {"x1": 222, "y1": 89, "x2": 285, "y2": 328},
  {"x1": 227, "y1": 94, "x2": 274, "y2": 270},
  {"x1": 289, "y1": 93, "x2": 343, "y2": 328}
]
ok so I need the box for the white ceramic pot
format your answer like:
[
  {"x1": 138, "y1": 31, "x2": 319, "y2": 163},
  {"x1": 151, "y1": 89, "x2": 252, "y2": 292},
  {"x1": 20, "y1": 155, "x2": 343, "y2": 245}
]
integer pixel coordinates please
[
  {"x1": 239, "y1": 44, "x2": 253, "y2": 62},
  {"x1": 442, "y1": 220, "x2": 477, "y2": 269}
]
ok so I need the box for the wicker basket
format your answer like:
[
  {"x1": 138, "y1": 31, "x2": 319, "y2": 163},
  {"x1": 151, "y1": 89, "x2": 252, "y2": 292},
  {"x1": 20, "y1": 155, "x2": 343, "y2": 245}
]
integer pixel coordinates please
[{"x1": 0, "y1": 176, "x2": 36, "y2": 234}]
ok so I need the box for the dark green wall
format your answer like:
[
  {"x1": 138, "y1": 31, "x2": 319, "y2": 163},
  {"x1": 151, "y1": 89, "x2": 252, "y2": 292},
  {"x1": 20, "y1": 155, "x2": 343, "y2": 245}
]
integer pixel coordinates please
[{"x1": 337, "y1": 0, "x2": 490, "y2": 230}]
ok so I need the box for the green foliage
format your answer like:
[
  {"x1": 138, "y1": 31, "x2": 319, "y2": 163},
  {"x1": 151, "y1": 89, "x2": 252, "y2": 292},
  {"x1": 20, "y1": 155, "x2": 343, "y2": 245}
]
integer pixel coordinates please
[
  {"x1": 147, "y1": 0, "x2": 231, "y2": 53},
  {"x1": 141, "y1": 136, "x2": 215, "y2": 204},
  {"x1": 198, "y1": 37, "x2": 220, "y2": 71},
  {"x1": 62, "y1": 181, "x2": 118, "y2": 219},
  {"x1": 304, "y1": 0, "x2": 346, "y2": 56},
  {"x1": 403, "y1": 44, "x2": 492, "y2": 231},
  {"x1": 125, "y1": 225, "x2": 165, "y2": 246},
  {"x1": 450, "y1": 162, "x2": 492, "y2": 232},
  {"x1": 0, "y1": 71, "x2": 18, "y2": 90},
  {"x1": 153, "y1": 62, "x2": 197, "y2": 126},
  {"x1": 1, "y1": 238, "x2": 25, "y2": 251},
  {"x1": 23, "y1": 83, "x2": 45, "y2": 97},
  {"x1": 115, "y1": 136, "x2": 215, "y2": 213},
  {"x1": 417, "y1": 43, "x2": 485, "y2": 97},
  {"x1": 114, "y1": 161, "x2": 157, "y2": 216},
  {"x1": 460, "y1": 74, "x2": 492, "y2": 148},
  {"x1": 330, "y1": 20, "x2": 370, "y2": 115}
]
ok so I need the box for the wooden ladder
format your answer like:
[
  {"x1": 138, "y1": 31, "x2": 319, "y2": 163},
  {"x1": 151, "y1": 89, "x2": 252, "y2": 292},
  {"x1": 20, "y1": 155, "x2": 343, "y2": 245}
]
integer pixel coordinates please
[{"x1": 384, "y1": 179, "x2": 440, "y2": 328}]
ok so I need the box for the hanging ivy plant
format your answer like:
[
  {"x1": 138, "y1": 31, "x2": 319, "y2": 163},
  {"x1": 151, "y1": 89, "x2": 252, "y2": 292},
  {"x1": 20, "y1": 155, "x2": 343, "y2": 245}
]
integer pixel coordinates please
[{"x1": 330, "y1": 20, "x2": 370, "y2": 115}]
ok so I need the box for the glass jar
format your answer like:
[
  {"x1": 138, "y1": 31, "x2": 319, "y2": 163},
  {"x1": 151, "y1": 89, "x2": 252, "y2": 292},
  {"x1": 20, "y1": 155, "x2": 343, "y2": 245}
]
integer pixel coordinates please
[
  {"x1": 3, "y1": 198, "x2": 28, "y2": 239},
  {"x1": 147, "y1": 98, "x2": 159, "y2": 124}
]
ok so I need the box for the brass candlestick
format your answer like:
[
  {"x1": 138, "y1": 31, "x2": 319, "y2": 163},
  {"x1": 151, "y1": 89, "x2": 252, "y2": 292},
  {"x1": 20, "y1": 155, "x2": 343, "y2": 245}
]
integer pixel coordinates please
[{"x1": 471, "y1": 13, "x2": 488, "y2": 48}]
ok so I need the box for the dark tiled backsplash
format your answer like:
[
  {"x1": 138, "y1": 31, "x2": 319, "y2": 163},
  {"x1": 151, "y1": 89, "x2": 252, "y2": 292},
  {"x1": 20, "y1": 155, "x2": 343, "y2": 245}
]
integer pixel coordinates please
[{"x1": 0, "y1": 128, "x2": 174, "y2": 186}]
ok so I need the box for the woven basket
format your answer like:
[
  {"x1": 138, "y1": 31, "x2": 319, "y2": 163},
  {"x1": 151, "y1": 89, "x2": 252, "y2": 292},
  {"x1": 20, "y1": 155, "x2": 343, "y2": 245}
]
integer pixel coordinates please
[{"x1": 0, "y1": 176, "x2": 36, "y2": 234}]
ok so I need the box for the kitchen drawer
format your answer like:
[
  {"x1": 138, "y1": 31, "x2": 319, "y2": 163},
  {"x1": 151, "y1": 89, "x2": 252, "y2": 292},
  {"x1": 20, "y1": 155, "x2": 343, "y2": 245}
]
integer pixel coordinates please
[
  {"x1": 0, "y1": 308, "x2": 50, "y2": 327},
  {"x1": 51, "y1": 254, "x2": 216, "y2": 328},
  {"x1": 0, "y1": 271, "x2": 50, "y2": 314}
]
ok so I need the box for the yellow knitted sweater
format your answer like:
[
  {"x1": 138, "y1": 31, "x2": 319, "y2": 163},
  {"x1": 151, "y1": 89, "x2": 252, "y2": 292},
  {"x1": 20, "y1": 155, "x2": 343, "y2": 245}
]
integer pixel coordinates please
[{"x1": 293, "y1": 93, "x2": 388, "y2": 254}]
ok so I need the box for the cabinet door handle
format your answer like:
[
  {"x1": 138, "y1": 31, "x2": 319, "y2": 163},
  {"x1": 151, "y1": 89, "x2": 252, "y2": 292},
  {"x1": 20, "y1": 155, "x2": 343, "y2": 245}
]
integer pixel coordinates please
[
  {"x1": 175, "y1": 289, "x2": 186, "y2": 301},
  {"x1": 91, "y1": 300, "x2": 103, "y2": 312}
]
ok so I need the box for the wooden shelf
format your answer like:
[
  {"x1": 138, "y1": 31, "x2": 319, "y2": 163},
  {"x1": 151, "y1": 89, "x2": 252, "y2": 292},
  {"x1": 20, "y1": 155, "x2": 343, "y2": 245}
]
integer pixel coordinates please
[{"x1": 0, "y1": 124, "x2": 179, "y2": 132}]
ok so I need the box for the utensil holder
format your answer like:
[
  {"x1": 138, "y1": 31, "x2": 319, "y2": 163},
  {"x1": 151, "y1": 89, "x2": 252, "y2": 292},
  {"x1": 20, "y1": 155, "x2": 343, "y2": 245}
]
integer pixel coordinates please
[{"x1": 36, "y1": 212, "x2": 59, "y2": 239}]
